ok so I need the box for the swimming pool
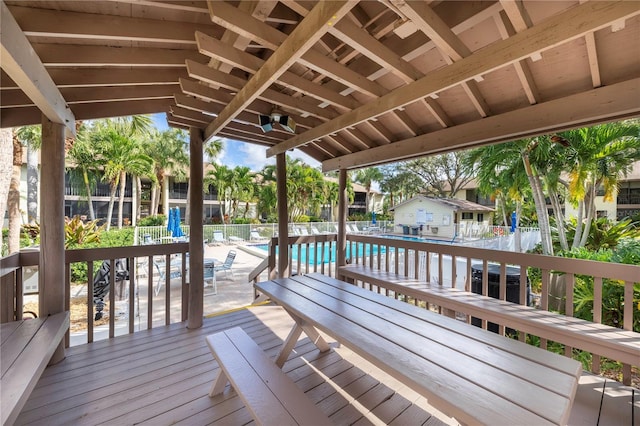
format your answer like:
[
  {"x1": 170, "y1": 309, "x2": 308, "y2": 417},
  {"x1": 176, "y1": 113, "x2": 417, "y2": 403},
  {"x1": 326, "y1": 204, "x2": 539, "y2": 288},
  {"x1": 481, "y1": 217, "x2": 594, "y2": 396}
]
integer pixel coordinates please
[{"x1": 252, "y1": 242, "x2": 387, "y2": 265}]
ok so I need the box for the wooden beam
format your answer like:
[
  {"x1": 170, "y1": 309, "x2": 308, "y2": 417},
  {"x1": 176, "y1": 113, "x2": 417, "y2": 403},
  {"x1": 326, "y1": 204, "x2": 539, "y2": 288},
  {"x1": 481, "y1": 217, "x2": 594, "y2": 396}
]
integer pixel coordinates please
[
  {"x1": 329, "y1": 18, "x2": 422, "y2": 84},
  {"x1": 187, "y1": 127, "x2": 204, "y2": 329},
  {"x1": 2, "y1": 85, "x2": 176, "y2": 108},
  {"x1": 1, "y1": 68, "x2": 187, "y2": 90},
  {"x1": 9, "y1": 5, "x2": 217, "y2": 44},
  {"x1": 268, "y1": 1, "x2": 640, "y2": 157},
  {"x1": 322, "y1": 78, "x2": 640, "y2": 171},
  {"x1": 276, "y1": 153, "x2": 289, "y2": 278},
  {"x1": 584, "y1": 32, "x2": 602, "y2": 88},
  {"x1": 205, "y1": 0, "x2": 383, "y2": 98},
  {"x1": 195, "y1": 31, "x2": 359, "y2": 110},
  {"x1": 203, "y1": 1, "x2": 355, "y2": 142},
  {"x1": 391, "y1": 0, "x2": 471, "y2": 61},
  {"x1": 32, "y1": 43, "x2": 205, "y2": 67},
  {"x1": 0, "y1": 1, "x2": 75, "y2": 133},
  {"x1": 167, "y1": 115, "x2": 205, "y2": 129},
  {"x1": 499, "y1": 0, "x2": 533, "y2": 33}
]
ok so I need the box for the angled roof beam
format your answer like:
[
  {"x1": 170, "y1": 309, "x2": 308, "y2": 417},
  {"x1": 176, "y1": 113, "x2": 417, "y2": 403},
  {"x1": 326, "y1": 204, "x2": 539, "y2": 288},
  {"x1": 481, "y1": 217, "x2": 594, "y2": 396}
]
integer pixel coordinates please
[
  {"x1": 267, "y1": 1, "x2": 640, "y2": 157},
  {"x1": 203, "y1": 1, "x2": 356, "y2": 142},
  {"x1": 0, "y1": 1, "x2": 75, "y2": 133},
  {"x1": 322, "y1": 78, "x2": 640, "y2": 171},
  {"x1": 493, "y1": 11, "x2": 540, "y2": 105},
  {"x1": 391, "y1": 1, "x2": 490, "y2": 117},
  {"x1": 207, "y1": 0, "x2": 382, "y2": 98}
]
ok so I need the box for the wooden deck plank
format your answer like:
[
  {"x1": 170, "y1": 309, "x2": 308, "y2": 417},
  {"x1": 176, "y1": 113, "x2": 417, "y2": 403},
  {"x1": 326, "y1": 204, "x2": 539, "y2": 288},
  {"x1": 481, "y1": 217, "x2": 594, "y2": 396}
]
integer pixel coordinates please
[
  {"x1": 16, "y1": 306, "x2": 442, "y2": 426},
  {"x1": 15, "y1": 304, "x2": 627, "y2": 426}
]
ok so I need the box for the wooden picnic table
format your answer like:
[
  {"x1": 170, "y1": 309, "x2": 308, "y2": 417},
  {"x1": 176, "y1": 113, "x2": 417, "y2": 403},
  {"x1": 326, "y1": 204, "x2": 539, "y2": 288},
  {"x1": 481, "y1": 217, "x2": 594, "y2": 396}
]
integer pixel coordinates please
[{"x1": 254, "y1": 273, "x2": 582, "y2": 426}]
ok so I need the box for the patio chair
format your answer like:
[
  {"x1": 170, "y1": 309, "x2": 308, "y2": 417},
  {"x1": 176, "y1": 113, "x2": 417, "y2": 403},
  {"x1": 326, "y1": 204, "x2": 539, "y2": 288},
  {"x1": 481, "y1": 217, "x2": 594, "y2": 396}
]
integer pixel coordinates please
[
  {"x1": 212, "y1": 230, "x2": 227, "y2": 245},
  {"x1": 152, "y1": 256, "x2": 183, "y2": 296},
  {"x1": 311, "y1": 226, "x2": 321, "y2": 235},
  {"x1": 214, "y1": 250, "x2": 236, "y2": 279},
  {"x1": 250, "y1": 230, "x2": 268, "y2": 241},
  {"x1": 203, "y1": 261, "x2": 217, "y2": 295}
]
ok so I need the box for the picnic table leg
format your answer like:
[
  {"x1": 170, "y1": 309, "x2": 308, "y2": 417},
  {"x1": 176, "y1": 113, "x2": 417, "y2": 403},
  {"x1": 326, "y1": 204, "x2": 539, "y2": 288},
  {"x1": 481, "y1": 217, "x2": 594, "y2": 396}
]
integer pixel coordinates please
[
  {"x1": 209, "y1": 369, "x2": 231, "y2": 396},
  {"x1": 275, "y1": 314, "x2": 331, "y2": 368}
]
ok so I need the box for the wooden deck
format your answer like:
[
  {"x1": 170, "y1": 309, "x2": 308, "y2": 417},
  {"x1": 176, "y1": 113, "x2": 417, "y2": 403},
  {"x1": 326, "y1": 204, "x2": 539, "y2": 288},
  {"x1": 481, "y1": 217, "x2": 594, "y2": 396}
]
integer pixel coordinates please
[
  {"x1": 14, "y1": 304, "x2": 638, "y2": 425},
  {"x1": 14, "y1": 305, "x2": 450, "y2": 426}
]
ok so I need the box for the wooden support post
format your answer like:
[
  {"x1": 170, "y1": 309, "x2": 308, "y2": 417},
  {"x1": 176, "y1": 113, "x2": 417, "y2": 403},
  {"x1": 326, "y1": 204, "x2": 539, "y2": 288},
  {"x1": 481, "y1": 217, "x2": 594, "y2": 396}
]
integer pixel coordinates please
[
  {"x1": 187, "y1": 127, "x2": 204, "y2": 329},
  {"x1": 276, "y1": 153, "x2": 289, "y2": 278},
  {"x1": 337, "y1": 169, "x2": 348, "y2": 268},
  {"x1": 39, "y1": 115, "x2": 66, "y2": 364}
]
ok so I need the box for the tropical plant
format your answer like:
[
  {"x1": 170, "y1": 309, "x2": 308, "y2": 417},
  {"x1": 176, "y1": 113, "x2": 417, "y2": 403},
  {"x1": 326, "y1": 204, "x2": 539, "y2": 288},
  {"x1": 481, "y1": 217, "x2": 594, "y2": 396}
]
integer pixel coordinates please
[
  {"x1": 67, "y1": 123, "x2": 101, "y2": 221},
  {"x1": 205, "y1": 164, "x2": 233, "y2": 223},
  {"x1": 64, "y1": 216, "x2": 103, "y2": 249},
  {"x1": 144, "y1": 129, "x2": 189, "y2": 219},
  {"x1": 15, "y1": 125, "x2": 42, "y2": 225},
  {"x1": 353, "y1": 167, "x2": 383, "y2": 213},
  {"x1": 89, "y1": 117, "x2": 154, "y2": 230},
  {"x1": 557, "y1": 122, "x2": 640, "y2": 249}
]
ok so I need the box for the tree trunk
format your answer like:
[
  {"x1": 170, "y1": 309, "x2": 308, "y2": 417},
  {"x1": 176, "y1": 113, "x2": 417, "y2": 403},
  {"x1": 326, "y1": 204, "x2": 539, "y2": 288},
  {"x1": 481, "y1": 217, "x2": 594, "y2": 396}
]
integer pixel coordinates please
[
  {"x1": 26, "y1": 146, "x2": 39, "y2": 225},
  {"x1": 579, "y1": 185, "x2": 596, "y2": 248},
  {"x1": 83, "y1": 169, "x2": 96, "y2": 221},
  {"x1": 184, "y1": 182, "x2": 191, "y2": 225},
  {"x1": 547, "y1": 186, "x2": 569, "y2": 251},
  {"x1": 572, "y1": 199, "x2": 585, "y2": 249},
  {"x1": 117, "y1": 171, "x2": 126, "y2": 229},
  {"x1": 135, "y1": 176, "x2": 142, "y2": 224},
  {"x1": 522, "y1": 151, "x2": 553, "y2": 255},
  {"x1": 0, "y1": 129, "x2": 13, "y2": 253},
  {"x1": 106, "y1": 182, "x2": 117, "y2": 231},
  {"x1": 8, "y1": 134, "x2": 22, "y2": 253}
]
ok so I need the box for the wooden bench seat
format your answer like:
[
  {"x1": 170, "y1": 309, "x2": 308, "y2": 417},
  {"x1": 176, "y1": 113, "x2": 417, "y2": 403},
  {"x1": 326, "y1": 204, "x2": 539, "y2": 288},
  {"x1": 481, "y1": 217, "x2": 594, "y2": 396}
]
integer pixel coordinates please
[
  {"x1": 339, "y1": 264, "x2": 639, "y2": 368},
  {"x1": 1, "y1": 311, "x2": 70, "y2": 426},
  {"x1": 205, "y1": 326, "x2": 332, "y2": 426}
]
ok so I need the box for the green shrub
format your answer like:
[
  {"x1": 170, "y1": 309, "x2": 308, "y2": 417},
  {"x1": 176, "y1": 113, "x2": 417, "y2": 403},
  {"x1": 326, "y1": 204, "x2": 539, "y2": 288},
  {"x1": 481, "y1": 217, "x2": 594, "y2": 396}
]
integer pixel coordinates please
[
  {"x1": 295, "y1": 215, "x2": 310, "y2": 223},
  {"x1": 139, "y1": 215, "x2": 166, "y2": 226}
]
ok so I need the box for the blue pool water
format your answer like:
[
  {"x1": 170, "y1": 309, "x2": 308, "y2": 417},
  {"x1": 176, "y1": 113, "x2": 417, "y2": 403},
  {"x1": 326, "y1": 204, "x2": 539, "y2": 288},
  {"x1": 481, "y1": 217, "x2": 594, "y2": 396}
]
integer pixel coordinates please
[{"x1": 252, "y1": 242, "x2": 386, "y2": 265}]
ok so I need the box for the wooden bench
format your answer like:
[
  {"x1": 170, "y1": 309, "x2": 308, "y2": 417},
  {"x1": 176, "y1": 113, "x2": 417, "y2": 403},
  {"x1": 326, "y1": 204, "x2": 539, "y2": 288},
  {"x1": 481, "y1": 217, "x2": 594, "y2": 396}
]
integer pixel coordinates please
[
  {"x1": 339, "y1": 264, "x2": 639, "y2": 369},
  {"x1": 256, "y1": 273, "x2": 582, "y2": 425},
  {"x1": 205, "y1": 326, "x2": 332, "y2": 426},
  {"x1": 1, "y1": 311, "x2": 70, "y2": 426}
]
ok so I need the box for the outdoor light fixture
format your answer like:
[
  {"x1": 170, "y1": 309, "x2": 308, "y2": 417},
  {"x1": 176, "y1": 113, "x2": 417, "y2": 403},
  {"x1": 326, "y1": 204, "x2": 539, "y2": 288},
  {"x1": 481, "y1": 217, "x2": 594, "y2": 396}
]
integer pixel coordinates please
[{"x1": 258, "y1": 108, "x2": 296, "y2": 134}]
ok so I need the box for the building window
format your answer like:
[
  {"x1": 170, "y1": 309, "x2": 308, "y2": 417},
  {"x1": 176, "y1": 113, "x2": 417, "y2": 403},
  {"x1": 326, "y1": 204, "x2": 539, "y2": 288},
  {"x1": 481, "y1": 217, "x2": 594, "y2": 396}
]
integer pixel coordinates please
[
  {"x1": 461, "y1": 212, "x2": 473, "y2": 220},
  {"x1": 477, "y1": 213, "x2": 484, "y2": 222},
  {"x1": 596, "y1": 210, "x2": 608, "y2": 218}
]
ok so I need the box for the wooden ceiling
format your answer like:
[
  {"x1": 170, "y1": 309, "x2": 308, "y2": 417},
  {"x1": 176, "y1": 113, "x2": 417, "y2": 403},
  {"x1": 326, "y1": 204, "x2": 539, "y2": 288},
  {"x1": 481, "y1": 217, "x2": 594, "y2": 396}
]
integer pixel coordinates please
[{"x1": 2, "y1": 1, "x2": 639, "y2": 171}]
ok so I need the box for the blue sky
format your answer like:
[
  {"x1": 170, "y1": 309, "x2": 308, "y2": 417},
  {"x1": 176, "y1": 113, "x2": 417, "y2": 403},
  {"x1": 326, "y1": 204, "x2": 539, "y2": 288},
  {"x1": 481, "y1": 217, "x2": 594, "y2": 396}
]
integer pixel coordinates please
[{"x1": 151, "y1": 114, "x2": 319, "y2": 171}]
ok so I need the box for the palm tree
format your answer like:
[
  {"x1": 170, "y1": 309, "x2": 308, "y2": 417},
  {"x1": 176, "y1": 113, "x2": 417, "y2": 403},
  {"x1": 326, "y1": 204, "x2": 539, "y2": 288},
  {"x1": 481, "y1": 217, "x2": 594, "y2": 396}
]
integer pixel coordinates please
[
  {"x1": 144, "y1": 129, "x2": 188, "y2": 219},
  {"x1": 558, "y1": 122, "x2": 640, "y2": 248},
  {"x1": 15, "y1": 126, "x2": 42, "y2": 225},
  {"x1": 229, "y1": 166, "x2": 254, "y2": 220},
  {"x1": 205, "y1": 164, "x2": 233, "y2": 223},
  {"x1": 353, "y1": 167, "x2": 382, "y2": 213},
  {"x1": 67, "y1": 123, "x2": 102, "y2": 221}
]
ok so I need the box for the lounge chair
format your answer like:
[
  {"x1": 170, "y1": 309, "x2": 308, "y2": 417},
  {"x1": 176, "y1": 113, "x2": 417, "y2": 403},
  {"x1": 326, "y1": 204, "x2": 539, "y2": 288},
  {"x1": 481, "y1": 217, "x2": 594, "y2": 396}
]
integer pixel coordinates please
[
  {"x1": 311, "y1": 226, "x2": 321, "y2": 235},
  {"x1": 250, "y1": 230, "x2": 267, "y2": 241},
  {"x1": 214, "y1": 250, "x2": 236, "y2": 279},
  {"x1": 212, "y1": 230, "x2": 227, "y2": 245}
]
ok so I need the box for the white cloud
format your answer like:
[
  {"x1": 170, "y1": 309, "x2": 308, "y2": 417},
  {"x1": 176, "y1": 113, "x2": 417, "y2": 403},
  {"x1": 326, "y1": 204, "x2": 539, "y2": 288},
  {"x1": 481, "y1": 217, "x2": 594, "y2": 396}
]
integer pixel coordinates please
[{"x1": 219, "y1": 138, "x2": 320, "y2": 171}]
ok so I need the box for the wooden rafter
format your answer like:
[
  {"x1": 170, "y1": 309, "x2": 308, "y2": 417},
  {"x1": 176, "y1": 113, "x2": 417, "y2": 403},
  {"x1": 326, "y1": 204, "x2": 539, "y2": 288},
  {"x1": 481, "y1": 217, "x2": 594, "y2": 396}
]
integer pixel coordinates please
[
  {"x1": 0, "y1": 1, "x2": 75, "y2": 133},
  {"x1": 267, "y1": 1, "x2": 640, "y2": 157},
  {"x1": 322, "y1": 78, "x2": 640, "y2": 171},
  {"x1": 202, "y1": 1, "x2": 356, "y2": 142}
]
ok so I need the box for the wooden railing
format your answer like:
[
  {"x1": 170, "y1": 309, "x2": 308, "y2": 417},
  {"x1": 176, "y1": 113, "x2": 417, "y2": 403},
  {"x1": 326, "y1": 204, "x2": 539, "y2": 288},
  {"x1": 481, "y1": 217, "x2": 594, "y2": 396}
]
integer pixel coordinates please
[
  {"x1": 1, "y1": 243, "x2": 189, "y2": 346},
  {"x1": 253, "y1": 233, "x2": 639, "y2": 383}
]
